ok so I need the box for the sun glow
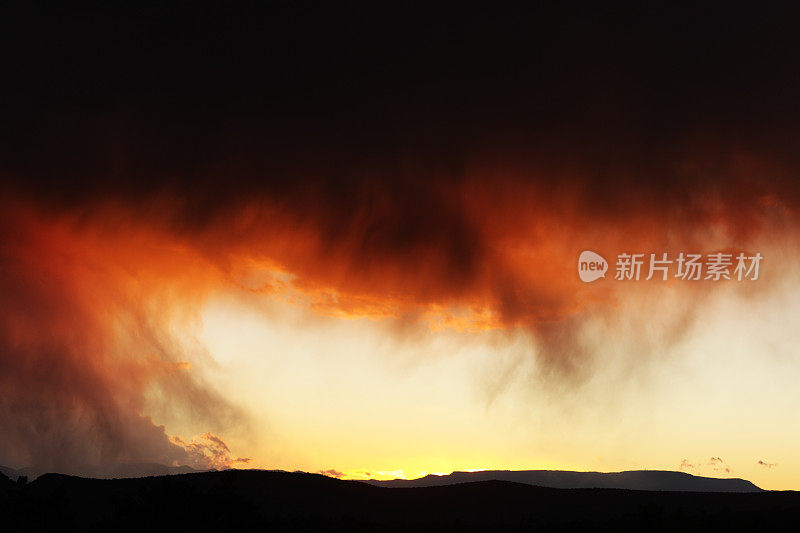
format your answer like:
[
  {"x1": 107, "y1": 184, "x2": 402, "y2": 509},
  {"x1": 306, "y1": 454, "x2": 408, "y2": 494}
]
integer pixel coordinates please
[{"x1": 196, "y1": 256, "x2": 800, "y2": 490}]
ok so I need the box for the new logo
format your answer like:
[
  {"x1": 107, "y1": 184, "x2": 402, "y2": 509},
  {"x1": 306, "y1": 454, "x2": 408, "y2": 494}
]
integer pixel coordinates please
[{"x1": 578, "y1": 250, "x2": 608, "y2": 282}]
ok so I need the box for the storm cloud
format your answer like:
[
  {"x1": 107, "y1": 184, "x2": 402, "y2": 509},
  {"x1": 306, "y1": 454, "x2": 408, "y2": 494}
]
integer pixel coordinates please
[{"x1": 2, "y1": 3, "x2": 800, "y2": 469}]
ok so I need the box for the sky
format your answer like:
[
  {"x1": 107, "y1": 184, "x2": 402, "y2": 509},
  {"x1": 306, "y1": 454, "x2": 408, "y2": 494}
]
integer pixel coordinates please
[{"x1": 1, "y1": 3, "x2": 800, "y2": 489}]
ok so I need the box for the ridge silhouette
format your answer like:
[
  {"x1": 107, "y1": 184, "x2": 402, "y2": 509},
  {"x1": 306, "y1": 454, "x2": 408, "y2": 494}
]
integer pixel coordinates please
[
  {"x1": 0, "y1": 462, "x2": 202, "y2": 481},
  {"x1": 1, "y1": 469, "x2": 798, "y2": 531}
]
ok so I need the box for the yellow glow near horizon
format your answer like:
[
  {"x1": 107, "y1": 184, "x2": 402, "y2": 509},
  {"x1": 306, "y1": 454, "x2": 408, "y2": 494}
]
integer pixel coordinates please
[{"x1": 196, "y1": 272, "x2": 800, "y2": 491}]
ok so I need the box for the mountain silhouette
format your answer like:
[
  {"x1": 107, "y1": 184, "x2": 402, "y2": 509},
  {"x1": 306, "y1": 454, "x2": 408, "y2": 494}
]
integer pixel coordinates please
[
  {"x1": 365, "y1": 469, "x2": 763, "y2": 492},
  {"x1": 1, "y1": 469, "x2": 798, "y2": 531}
]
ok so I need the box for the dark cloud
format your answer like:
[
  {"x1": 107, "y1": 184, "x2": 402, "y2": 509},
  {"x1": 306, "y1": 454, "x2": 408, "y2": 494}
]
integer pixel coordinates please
[
  {"x1": 706, "y1": 457, "x2": 732, "y2": 474},
  {"x1": 758, "y1": 460, "x2": 777, "y2": 468}
]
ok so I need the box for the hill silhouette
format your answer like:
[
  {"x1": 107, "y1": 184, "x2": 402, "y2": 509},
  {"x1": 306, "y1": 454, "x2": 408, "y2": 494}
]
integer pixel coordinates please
[
  {"x1": 0, "y1": 462, "x2": 202, "y2": 481},
  {"x1": 365, "y1": 469, "x2": 762, "y2": 492},
  {"x1": 1, "y1": 469, "x2": 798, "y2": 531}
]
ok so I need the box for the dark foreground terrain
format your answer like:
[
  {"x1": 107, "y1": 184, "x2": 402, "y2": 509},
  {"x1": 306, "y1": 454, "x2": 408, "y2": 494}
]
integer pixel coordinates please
[{"x1": 2, "y1": 469, "x2": 799, "y2": 532}]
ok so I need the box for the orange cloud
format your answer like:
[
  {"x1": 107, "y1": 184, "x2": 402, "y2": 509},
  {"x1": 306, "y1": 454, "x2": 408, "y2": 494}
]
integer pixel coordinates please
[
  {"x1": 317, "y1": 469, "x2": 345, "y2": 479},
  {"x1": 170, "y1": 434, "x2": 251, "y2": 471},
  {"x1": 0, "y1": 141, "x2": 797, "y2": 469},
  {"x1": 0, "y1": 203, "x2": 244, "y2": 470}
]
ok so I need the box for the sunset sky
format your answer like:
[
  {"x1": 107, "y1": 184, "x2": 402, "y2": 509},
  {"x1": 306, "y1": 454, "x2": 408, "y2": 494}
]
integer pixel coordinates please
[{"x1": 2, "y1": 4, "x2": 800, "y2": 490}]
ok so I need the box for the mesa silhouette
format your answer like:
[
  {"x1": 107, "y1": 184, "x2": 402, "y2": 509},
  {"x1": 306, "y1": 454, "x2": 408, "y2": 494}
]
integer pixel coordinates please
[{"x1": 365, "y1": 469, "x2": 762, "y2": 492}]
